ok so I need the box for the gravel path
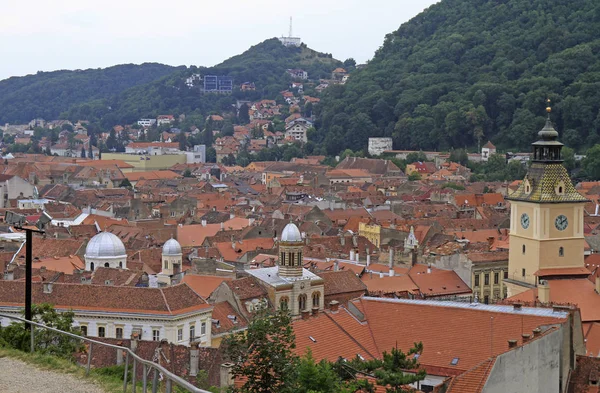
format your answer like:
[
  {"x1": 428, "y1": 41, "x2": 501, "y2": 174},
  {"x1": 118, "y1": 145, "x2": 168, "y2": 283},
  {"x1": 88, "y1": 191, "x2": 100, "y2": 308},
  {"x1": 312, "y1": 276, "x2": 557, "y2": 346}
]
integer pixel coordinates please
[{"x1": 0, "y1": 356, "x2": 107, "y2": 393}]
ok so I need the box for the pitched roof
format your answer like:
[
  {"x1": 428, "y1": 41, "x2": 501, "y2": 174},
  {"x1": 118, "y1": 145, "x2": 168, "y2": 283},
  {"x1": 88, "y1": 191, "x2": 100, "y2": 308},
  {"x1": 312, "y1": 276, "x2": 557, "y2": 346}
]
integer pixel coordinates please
[
  {"x1": 181, "y1": 274, "x2": 233, "y2": 298},
  {"x1": 225, "y1": 277, "x2": 267, "y2": 300},
  {"x1": 506, "y1": 163, "x2": 588, "y2": 203},
  {"x1": 445, "y1": 358, "x2": 496, "y2": 393},
  {"x1": 317, "y1": 270, "x2": 367, "y2": 296}
]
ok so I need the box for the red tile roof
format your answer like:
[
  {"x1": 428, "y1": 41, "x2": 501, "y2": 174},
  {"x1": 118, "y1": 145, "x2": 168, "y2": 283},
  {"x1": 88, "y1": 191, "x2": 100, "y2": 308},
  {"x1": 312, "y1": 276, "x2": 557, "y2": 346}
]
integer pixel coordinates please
[{"x1": 182, "y1": 274, "x2": 233, "y2": 299}]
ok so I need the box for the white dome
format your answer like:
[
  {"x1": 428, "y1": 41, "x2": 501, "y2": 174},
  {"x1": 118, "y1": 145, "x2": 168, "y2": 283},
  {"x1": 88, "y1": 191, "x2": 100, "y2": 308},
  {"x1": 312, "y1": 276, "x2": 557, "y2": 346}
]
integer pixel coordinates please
[
  {"x1": 281, "y1": 223, "x2": 302, "y2": 242},
  {"x1": 85, "y1": 232, "x2": 127, "y2": 259},
  {"x1": 162, "y1": 238, "x2": 182, "y2": 256}
]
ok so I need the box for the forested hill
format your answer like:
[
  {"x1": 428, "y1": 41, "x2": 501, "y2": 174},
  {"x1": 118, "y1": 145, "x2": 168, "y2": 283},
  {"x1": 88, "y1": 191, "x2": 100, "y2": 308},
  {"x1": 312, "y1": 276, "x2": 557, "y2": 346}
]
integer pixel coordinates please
[
  {"x1": 314, "y1": 0, "x2": 600, "y2": 156},
  {"x1": 64, "y1": 39, "x2": 343, "y2": 127},
  {"x1": 0, "y1": 63, "x2": 179, "y2": 124}
]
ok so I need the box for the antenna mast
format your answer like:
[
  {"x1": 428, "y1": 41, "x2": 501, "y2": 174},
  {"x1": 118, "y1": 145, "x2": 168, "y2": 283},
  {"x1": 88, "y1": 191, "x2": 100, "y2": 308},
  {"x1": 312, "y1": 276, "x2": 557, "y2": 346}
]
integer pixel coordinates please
[{"x1": 289, "y1": 16, "x2": 293, "y2": 37}]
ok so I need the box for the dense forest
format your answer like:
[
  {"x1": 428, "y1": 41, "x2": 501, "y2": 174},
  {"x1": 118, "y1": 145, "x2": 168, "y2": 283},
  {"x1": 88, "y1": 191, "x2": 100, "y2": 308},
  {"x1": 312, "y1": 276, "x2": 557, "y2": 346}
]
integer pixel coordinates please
[
  {"x1": 63, "y1": 39, "x2": 342, "y2": 127},
  {"x1": 0, "y1": 63, "x2": 179, "y2": 124},
  {"x1": 313, "y1": 0, "x2": 600, "y2": 156}
]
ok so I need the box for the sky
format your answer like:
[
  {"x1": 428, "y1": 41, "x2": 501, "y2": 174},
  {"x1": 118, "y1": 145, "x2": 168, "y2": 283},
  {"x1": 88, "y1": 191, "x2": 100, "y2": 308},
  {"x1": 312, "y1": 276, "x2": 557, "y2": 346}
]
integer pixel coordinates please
[{"x1": 0, "y1": 0, "x2": 439, "y2": 81}]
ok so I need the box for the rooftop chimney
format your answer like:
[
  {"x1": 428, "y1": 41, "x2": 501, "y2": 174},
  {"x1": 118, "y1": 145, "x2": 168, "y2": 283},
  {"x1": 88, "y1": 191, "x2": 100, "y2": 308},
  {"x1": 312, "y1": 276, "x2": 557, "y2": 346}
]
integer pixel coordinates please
[
  {"x1": 201, "y1": 220, "x2": 207, "y2": 227},
  {"x1": 311, "y1": 306, "x2": 319, "y2": 316},
  {"x1": 339, "y1": 234, "x2": 345, "y2": 246},
  {"x1": 532, "y1": 328, "x2": 542, "y2": 337},
  {"x1": 388, "y1": 248, "x2": 394, "y2": 268},
  {"x1": 427, "y1": 264, "x2": 431, "y2": 274},
  {"x1": 389, "y1": 269, "x2": 395, "y2": 277},
  {"x1": 522, "y1": 334, "x2": 531, "y2": 343},
  {"x1": 334, "y1": 260, "x2": 339, "y2": 271},
  {"x1": 508, "y1": 339, "x2": 518, "y2": 349},
  {"x1": 220, "y1": 222, "x2": 224, "y2": 231},
  {"x1": 301, "y1": 310, "x2": 310, "y2": 320},
  {"x1": 366, "y1": 254, "x2": 371, "y2": 267},
  {"x1": 329, "y1": 300, "x2": 339, "y2": 313},
  {"x1": 538, "y1": 280, "x2": 550, "y2": 304},
  {"x1": 349, "y1": 250, "x2": 355, "y2": 261},
  {"x1": 355, "y1": 251, "x2": 359, "y2": 262}
]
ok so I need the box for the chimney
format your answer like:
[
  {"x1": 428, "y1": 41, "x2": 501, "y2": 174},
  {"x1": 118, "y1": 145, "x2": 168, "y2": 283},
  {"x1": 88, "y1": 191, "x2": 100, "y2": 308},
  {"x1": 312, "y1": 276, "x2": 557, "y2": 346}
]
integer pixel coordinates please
[
  {"x1": 190, "y1": 348, "x2": 199, "y2": 377},
  {"x1": 427, "y1": 264, "x2": 431, "y2": 274},
  {"x1": 201, "y1": 220, "x2": 207, "y2": 227},
  {"x1": 411, "y1": 249, "x2": 417, "y2": 266},
  {"x1": 249, "y1": 218, "x2": 255, "y2": 226},
  {"x1": 596, "y1": 276, "x2": 600, "y2": 294},
  {"x1": 379, "y1": 272, "x2": 384, "y2": 278},
  {"x1": 334, "y1": 260, "x2": 339, "y2": 271},
  {"x1": 39, "y1": 266, "x2": 46, "y2": 273},
  {"x1": 349, "y1": 250, "x2": 355, "y2": 261},
  {"x1": 329, "y1": 300, "x2": 339, "y2": 313},
  {"x1": 538, "y1": 280, "x2": 550, "y2": 303},
  {"x1": 388, "y1": 248, "x2": 394, "y2": 268},
  {"x1": 220, "y1": 222, "x2": 224, "y2": 231},
  {"x1": 522, "y1": 334, "x2": 531, "y2": 343},
  {"x1": 339, "y1": 234, "x2": 345, "y2": 246},
  {"x1": 513, "y1": 303, "x2": 522, "y2": 311},
  {"x1": 355, "y1": 251, "x2": 359, "y2": 262},
  {"x1": 230, "y1": 211, "x2": 235, "y2": 220},
  {"x1": 301, "y1": 310, "x2": 310, "y2": 320},
  {"x1": 532, "y1": 328, "x2": 542, "y2": 337},
  {"x1": 366, "y1": 254, "x2": 371, "y2": 266},
  {"x1": 311, "y1": 306, "x2": 319, "y2": 316},
  {"x1": 508, "y1": 339, "x2": 518, "y2": 349},
  {"x1": 389, "y1": 269, "x2": 395, "y2": 277},
  {"x1": 220, "y1": 363, "x2": 235, "y2": 388},
  {"x1": 43, "y1": 282, "x2": 53, "y2": 294}
]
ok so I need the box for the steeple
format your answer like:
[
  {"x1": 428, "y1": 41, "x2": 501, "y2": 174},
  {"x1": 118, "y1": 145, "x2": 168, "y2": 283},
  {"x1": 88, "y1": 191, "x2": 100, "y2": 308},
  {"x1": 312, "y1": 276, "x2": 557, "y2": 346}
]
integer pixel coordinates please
[{"x1": 532, "y1": 100, "x2": 563, "y2": 162}]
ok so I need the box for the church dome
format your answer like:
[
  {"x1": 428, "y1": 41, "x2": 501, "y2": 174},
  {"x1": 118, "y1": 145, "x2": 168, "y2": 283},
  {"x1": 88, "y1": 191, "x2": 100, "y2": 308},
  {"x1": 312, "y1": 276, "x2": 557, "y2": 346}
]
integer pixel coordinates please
[
  {"x1": 162, "y1": 238, "x2": 182, "y2": 256},
  {"x1": 281, "y1": 222, "x2": 302, "y2": 242},
  {"x1": 85, "y1": 232, "x2": 127, "y2": 259}
]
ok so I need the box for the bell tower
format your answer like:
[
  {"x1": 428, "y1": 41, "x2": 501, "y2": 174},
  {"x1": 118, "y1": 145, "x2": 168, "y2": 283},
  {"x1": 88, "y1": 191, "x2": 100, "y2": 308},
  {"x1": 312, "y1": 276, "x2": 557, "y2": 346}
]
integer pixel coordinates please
[
  {"x1": 505, "y1": 101, "x2": 588, "y2": 296},
  {"x1": 278, "y1": 222, "x2": 304, "y2": 278}
]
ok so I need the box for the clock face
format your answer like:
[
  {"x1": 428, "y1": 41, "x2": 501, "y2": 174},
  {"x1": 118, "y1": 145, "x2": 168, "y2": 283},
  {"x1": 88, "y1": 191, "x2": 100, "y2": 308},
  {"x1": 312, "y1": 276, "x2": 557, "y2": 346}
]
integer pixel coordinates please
[
  {"x1": 555, "y1": 215, "x2": 568, "y2": 231},
  {"x1": 520, "y1": 213, "x2": 530, "y2": 229}
]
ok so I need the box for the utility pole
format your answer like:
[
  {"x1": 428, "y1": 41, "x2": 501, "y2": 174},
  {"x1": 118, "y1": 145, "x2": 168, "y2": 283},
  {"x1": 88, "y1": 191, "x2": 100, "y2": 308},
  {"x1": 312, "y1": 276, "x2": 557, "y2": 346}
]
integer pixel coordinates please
[{"x1": 14, "y1": 225, "x2": 45, "y2": 331}]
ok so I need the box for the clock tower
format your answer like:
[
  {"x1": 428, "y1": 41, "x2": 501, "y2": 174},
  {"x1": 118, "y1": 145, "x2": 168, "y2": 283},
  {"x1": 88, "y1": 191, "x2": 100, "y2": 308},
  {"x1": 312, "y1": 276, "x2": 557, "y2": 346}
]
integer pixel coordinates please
[{"x1": 505, "y1": 103, "x2": 589, "y2": 297}]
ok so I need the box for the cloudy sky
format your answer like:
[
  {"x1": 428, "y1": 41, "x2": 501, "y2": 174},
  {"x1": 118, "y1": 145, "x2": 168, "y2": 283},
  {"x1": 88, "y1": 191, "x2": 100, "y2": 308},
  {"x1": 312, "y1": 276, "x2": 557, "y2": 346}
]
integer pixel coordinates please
[{"x1": 0, "y1": 0, "x2": 439, "y2": 81}]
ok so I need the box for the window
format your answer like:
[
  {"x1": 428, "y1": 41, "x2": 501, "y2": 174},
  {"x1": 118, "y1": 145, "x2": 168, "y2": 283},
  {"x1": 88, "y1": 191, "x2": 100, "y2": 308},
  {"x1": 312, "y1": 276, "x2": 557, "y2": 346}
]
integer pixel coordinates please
[
  {"x1": 484, "y1": 274, "x2": 490, "y2": 286},
  {"x1": 280, "y1": 297, "x2": 289, "y2": 310},
  {"x1": 298, "y1": 294, "x2": 307, "y2": 312},
  {"x1": 152, "y1": 329, "x2": 160, "y2": 341},
  {"x1": 119, "y1": 262, "x2": 123, "y2": 268},
  {"x1": 177, "y1": 328, "x2": 183, "y2": 342},
  {"x1": 559, "y1": 247, "x2": 564, "y2": 257},
  {"x1": 104, "y1": 262, "x2": 109, "y2": 268},
  {"x1": 312, "y1": 292, "x2": 320, "y2": 308},
  {"x1": 164, "y1": 259, "x2": 168, "y2": 269},
  {"x1": 484, "y1": 295, "x2": 489, "y2": 305},
  {"x1": 504, "y1": 271, "x2": 508, "y2": 280},
  {"x1": 474, "y1": 275, "x2": 480, "y2": 287},
  {"x1": 190, "y1": 325, "x2": 196, "y2": 341},
  {"x1": 494, "y1": 272, "x2": 499, "y2": 285},
  {"x1": 98, "y1": 326, "x2": 106, "y2": 338},
  {"x1": 115, "y1": 327, "x2": 123, "y2": 339},
  {"x1": 80, "y1": 325, "x2": 88, "y2": 336},
  {"x1": 522, "y1": 244, "x2": 526, "y2": 254},
  {"x1": 90, "y1": 262, "x2": 94, "y2": 271},
  {"x1": 201, "y1": 322, "x2": 206, "y2": 336},
  {"x1": 522, "y1": 268, "x2": 526, "y2": 278}
]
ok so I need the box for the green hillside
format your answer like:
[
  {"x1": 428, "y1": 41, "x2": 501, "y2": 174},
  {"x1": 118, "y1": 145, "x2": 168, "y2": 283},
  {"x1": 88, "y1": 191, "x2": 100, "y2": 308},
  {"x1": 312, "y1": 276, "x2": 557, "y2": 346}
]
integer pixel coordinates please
[
  {"x1": 0, "y1": 63, "x2": 179, "y2": 124},
  {"x1": 64, "y1": 39, "x2": 343, "y2": 127},
  {"x1": 314, "y1": 0, "x2": 600, "y2": 155}
]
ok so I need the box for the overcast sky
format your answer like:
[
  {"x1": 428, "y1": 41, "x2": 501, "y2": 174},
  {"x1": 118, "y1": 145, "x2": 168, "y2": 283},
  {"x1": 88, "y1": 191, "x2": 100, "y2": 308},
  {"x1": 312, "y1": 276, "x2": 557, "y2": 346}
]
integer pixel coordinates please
[{"x1": 0, "y1": 0, "x2": 439, "y2": 81}]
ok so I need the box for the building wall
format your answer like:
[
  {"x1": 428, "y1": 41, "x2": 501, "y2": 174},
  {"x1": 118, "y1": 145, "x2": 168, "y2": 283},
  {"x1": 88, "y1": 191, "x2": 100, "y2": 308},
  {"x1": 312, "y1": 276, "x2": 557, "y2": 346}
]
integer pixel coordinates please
[
  {"x1": 482, "y1": 328, "x2": 563, "y2": 393},
  {"x1": 359, "y1": 222, "x2": 381, "y2": 248},
  {"x1": 102, "y1": 153, "x2": 187, "y2": 171},
  {"x1": 368, "y1": 138, "x2": 393, "y2": 156}
]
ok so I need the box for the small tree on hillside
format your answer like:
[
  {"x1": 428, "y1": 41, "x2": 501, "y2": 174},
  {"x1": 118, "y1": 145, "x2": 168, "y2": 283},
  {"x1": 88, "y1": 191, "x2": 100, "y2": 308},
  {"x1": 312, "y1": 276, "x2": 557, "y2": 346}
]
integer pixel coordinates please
[{"x1": 223, "y1": 309, "x2": 298, "y2": 393}]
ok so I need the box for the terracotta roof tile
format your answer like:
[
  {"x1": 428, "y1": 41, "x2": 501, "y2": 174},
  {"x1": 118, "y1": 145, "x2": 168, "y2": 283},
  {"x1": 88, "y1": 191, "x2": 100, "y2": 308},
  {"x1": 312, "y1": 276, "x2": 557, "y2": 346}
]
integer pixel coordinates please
[
  {"x1": 182, "y1": 274, "x2": 233, "y2": 298},
  {"x1": 317, "y1": 270, "x2": 367, "y2": 296}
]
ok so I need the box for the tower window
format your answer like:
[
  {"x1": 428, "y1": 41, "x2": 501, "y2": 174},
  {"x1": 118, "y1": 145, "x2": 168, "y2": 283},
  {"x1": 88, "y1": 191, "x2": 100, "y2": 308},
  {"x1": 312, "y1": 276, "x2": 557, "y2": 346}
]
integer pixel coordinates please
[
  {"x1": 558, "y1": 186, "x2": 563, "y2": 194},
  {"x1": 312, "y1": 292, "x2": 320, "y2": 308},
  {"x1": 522, "y1": 245, "x2": 526, "y2": 254},
  {"x1": 522, "y1": 268, "x2": 526, "y2": 278},
  {"x1": 559, "y1": 247, "x2": 564, "y2": 257},
  {"x1": 90, "y1": 262, "x2": 94, "y2": 271},
  {"x1": 298, "y1": 294, "x2": 307, "y2": 312},
  {"x1": 104, "y1": 262, "x2": 109, "y2": 268},
  {"x1": 280, "y1": 297, "x2": 289, "y2": 311}
]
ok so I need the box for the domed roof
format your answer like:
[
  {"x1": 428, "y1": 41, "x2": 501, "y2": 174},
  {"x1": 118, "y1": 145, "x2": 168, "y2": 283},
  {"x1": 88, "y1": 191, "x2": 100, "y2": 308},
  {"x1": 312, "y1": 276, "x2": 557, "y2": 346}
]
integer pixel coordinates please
[
  {"x1": 162, "y1": 238, "x2": 182, "y2": 256},
  {"x1": 281, "y1": 222, "x2": 302, "y2": 242},
  {"x1": 85, "y1": 232, "x2": 127, "y2": 259}
]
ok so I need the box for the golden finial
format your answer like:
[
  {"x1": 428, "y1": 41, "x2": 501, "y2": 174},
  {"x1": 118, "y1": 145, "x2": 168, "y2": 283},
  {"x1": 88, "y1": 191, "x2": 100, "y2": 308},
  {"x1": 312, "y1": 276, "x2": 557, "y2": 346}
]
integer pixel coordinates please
[{"x1": 546, "y1": 98, "x2": 552, "y2": 113}]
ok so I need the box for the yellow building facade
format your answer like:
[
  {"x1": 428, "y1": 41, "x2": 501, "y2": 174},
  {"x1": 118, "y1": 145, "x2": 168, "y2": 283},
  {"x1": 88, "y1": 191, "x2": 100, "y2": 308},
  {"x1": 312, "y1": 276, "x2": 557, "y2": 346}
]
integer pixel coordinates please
[
  {"x1": 358, "y1": 222, "x2": 381, "y2": 248},
  {"x1": 505, "y1": 111, "x2": 588, "y2": 297},
  {"x1": 102, "y1": 153, "x2": 187, "y2": 171}
]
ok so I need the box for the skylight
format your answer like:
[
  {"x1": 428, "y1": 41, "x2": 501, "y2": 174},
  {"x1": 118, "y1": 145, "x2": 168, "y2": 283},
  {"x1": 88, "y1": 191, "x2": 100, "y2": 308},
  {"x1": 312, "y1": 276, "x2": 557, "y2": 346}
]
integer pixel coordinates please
[
  {"x1": 309, "y1": 336, "x2": 317, "y2": 343},
  {"x1": 451, "y1": 357, "x2": 459, "y2": 366}
]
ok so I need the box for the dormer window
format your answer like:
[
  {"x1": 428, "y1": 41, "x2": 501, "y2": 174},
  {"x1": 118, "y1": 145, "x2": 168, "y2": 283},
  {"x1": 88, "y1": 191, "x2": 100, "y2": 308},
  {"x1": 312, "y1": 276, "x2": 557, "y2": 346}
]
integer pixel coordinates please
[
  {"x1": 524, "y1": 179, "x2": 532, "y2": 195},
  {"x1": 555, "y1": 181, "x2": 566, "y2": 196}
]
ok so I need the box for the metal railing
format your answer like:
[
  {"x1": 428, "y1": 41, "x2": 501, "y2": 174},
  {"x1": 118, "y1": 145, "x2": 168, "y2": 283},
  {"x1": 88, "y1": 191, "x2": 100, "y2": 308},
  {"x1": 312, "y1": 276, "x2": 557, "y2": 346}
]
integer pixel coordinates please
[{"x1": 0, "y1": 313, "x2": 212, "y2": 393}]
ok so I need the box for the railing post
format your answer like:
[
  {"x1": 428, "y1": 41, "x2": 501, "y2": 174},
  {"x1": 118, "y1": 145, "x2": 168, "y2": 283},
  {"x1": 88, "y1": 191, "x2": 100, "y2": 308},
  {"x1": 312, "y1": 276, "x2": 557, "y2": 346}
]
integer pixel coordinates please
[
  {"x1": 30, "y1": 324, "x2": 34, "y2": 353},
  {"x1": 132, "y1": 358, "x2": 137, "y2": 393},
  {"x1": 142, "y1": 364, "x2": 147, "y2": 392},
  {"x1": 86, "y1": 342, "x2": 93, "y2": 376},
  {"x1": 123, "y1": 353, "x2": 129, "y2": 393},
  {"x1": 152, "y1": 368, "x2": 159, "y2": 393}
]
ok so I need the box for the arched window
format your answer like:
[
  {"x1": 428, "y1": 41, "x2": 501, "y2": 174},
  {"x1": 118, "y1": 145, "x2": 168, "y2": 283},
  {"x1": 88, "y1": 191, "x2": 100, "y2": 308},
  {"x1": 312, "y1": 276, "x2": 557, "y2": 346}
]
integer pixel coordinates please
[
  {"x1": 104, "y1": 262, "x2": 110, "y2": 268},
  {"x1": 298, "y1": 294, "x2": 307, "y2": 312},
  {"x1": 90, "y1": 262, "x2": 95, "y2": 271},
  {"x1": 312, "y1": 292, "x2": 320, "y2": 308},
  {"x1": 279, "y1": 297, "x2": 289, "y2": 311},
  {"x1": 119, "y1": 261, "x2": 123, "y2": 268},
  {"x1": 164, "y1": 259, "x2": 168, "y2": 269},
  {"x1": 558, "y1": 186, "x2": 563, "y2": 194},
  {"x1": 522, "y1": 245, "x2": 526, "y2": 254},
  {"x1": 559, "y1": 247, "x2": 564, "y2": 257}
]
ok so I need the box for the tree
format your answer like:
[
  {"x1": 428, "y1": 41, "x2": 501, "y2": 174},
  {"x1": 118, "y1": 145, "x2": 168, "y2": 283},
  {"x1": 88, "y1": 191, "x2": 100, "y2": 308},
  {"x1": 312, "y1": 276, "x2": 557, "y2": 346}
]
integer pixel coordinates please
[
  {"x1": 562, "y1": 146, "x2": 576, "y2": 172},
  {"x1": 295, "y1": 349, "x2": 342, "y2": 393},
  {"x1": 251, "y1": 125, "x2": 264, "y2": 139},
  {"x1": 238, "y1": 104, "x2": 250, "y2": 124},
  {"x1": 178, "y1": 132, "x2": 188, "y2": 151},
  {"x1": 183, "y1": 168, "x2": 193, "y2": 178},
  {"x1": 224, "y1": 309, "x2": 298, "y2": 393},
  {"x1": 304, "y1": 102, "x2": 313, "y2": 118},
  {"x1": 405, "y1": 152, "x2": 427, "y2": 164},
  {"x1": 408, "y1": 172, "x2": 421, "y2": 181},
  {"x1": 343, "y1": 58, "x2": 357, "y2": 69},
  {"x1": 0, "y1": 303, "x2": 82, "y2": 359},
  {"x1": 221, "y1": 121, "x2": 235, "y2": 137},
  {"x1": 119, "y1": 179, "x2": 133, "y2": 189},
  {"x1": 106, "y1": 129, "x2": 118, "y2": 151},
  {"x1": 449, "y1": 149, "x2": 468, "y2": 166},
  {"x1": 583, "y1": 145, "x2": 600, "y2": 180}
]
